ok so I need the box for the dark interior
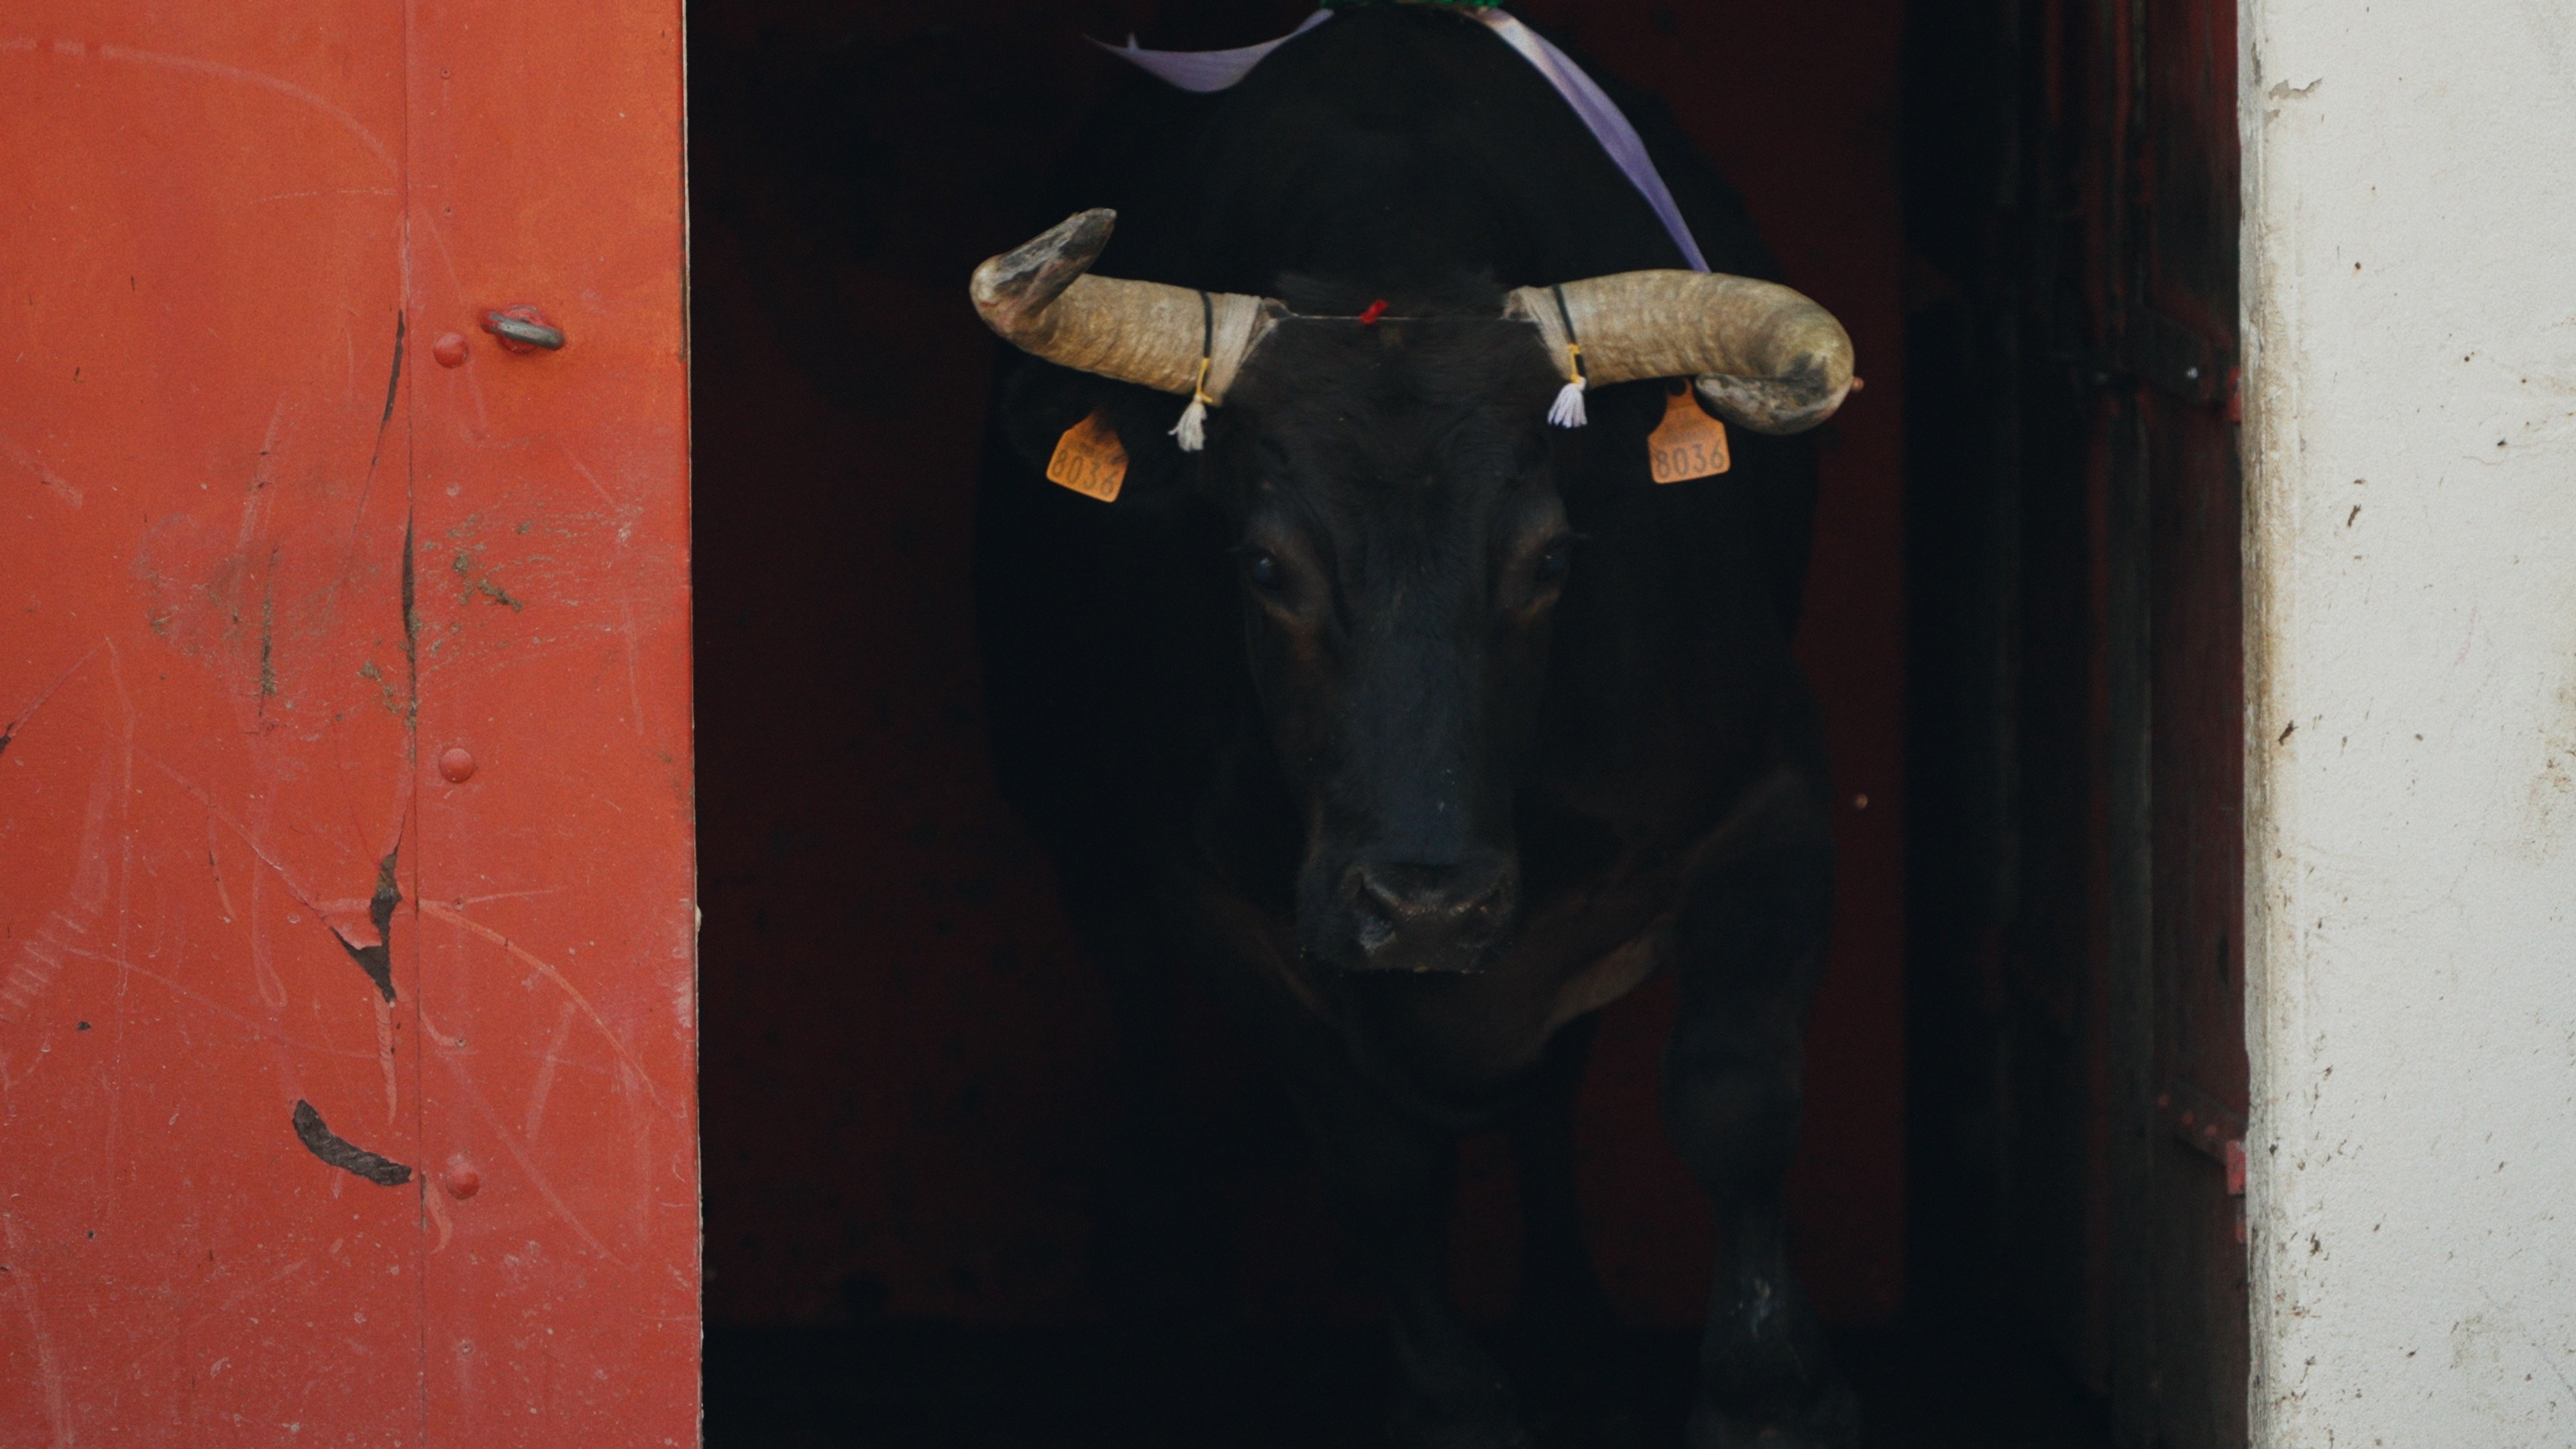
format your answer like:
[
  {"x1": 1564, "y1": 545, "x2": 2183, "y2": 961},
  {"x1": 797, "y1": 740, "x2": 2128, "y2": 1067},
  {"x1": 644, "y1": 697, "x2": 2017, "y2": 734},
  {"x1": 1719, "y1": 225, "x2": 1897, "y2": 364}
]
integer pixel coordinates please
[{"x1": 688, "y1": 1, "x2": 2132, "y2": 1443}]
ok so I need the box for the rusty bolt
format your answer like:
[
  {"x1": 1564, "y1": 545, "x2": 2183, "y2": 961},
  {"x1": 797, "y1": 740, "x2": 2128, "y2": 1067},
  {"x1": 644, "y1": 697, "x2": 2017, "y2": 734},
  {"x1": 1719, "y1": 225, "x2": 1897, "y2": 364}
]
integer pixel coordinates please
[
  {"x1": 432, "y1": 333, "x2": 468, "y2": 368},
  {"x1": 437, "y1": 747, "x2": 476, "y2": 784},
  {"x1": 443, "y1": 1157, "x2": 480, "y2": 1200}
]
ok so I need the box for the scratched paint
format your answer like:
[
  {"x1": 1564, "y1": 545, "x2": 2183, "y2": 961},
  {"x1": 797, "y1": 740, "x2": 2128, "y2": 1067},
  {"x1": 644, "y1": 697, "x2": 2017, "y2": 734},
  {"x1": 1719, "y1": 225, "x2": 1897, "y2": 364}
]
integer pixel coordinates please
[
  {"x1": 0, "y1": 9, "x2": 427, "y2": 1440},
  {"x1": 0, "y1": 4, "x2": 696, "y2": 1446},
  {"x1": 401, "y1": 0, "x2": 698, "y2": 1441}
]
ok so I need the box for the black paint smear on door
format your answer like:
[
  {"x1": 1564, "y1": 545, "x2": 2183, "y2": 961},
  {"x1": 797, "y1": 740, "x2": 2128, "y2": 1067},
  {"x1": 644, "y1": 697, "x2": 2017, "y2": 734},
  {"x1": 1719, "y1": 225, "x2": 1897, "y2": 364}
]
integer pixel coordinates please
[
  {"x1": 333, "y1": 848, "x2": 402, "y2": 1002},
  {"x1": 292, "y1": 1099, "x2": 413, "y2": 1187}
]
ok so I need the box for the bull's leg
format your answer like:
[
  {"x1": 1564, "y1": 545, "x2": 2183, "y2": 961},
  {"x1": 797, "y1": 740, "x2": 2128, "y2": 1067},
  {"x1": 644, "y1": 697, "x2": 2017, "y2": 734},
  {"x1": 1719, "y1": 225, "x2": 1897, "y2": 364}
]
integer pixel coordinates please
[
  {"x1": 1288, "y1": 1070, "x2": 1532, "y2": 1449},
  {"x1": 1077, "y1": 893, "x2": 1232, "y2": 1327},
  {"x1": 1662, "y1": 780, "x2": 1856, "y2": 1449},
  {"x1": 1505, "y1": 1020, "x2": 1635, "y2": 1438},
  {"x1": 1511, "y1": 1016, "x2": 1607, "y2": 1327}
]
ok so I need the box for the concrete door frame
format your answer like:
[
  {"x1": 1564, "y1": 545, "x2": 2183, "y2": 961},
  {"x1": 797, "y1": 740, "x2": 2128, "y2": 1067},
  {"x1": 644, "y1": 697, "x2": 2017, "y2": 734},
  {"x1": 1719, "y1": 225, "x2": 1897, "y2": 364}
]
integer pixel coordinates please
[{"x1": 2241, "y1": 1, "x2": 2576, "y2": 1442}]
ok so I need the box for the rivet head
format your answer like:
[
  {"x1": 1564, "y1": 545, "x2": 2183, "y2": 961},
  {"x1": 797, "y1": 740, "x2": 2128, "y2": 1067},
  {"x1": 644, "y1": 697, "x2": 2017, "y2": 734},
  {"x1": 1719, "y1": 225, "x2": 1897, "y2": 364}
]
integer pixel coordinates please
[
  {"x1": 432, "y1": 333, "x2": 468, "y2": 368},
  {"x1": 443, "y1": 1157, "x2": 480, "y2": 1200},
  {"x1": 437, "y1": 747, "x2": 476, "y2": 784}
]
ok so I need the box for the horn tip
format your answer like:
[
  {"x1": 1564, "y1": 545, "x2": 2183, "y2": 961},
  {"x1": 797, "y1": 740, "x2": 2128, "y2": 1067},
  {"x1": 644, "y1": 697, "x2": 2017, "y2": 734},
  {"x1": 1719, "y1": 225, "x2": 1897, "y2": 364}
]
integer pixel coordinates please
[
  {"x1": 1693, "y1": 358, "x2": 1856, "y2": 436},
  {"x1": 973, "y1": 209, "x2": 1120, "y2": 312}
]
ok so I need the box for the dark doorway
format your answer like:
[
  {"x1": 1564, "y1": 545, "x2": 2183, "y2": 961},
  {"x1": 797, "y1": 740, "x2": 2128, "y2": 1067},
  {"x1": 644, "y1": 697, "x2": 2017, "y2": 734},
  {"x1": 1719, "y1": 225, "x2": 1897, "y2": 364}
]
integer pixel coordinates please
[
  {"x1": 689, "y1": 0, "x2": 2242, "y2": 1443},
  {"x1": 1904, "y1": 0, "x2": 2249, "y2": 1446}
]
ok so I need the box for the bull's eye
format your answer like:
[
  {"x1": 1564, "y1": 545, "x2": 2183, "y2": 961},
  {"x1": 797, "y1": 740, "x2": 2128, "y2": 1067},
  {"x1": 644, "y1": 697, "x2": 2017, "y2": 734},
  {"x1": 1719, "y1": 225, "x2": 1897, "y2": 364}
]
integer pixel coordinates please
[
  {"x1": 1532, "y1": 539, "x2": 1574, "y2": 586},
  {"x1": 1244, "y1": 550, "x2": 1285, "y2": 592}
]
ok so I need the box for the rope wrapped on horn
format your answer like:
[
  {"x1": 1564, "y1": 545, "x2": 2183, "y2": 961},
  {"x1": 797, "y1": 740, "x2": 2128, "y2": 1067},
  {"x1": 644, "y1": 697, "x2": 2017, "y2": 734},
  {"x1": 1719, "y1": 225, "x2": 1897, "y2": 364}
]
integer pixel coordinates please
[
  {"x1": 1506, "y1": 271, "x2": 1853, "y2": 436},
  {"x1": 1541, "y1": 285, "x2": 1589, "y2": 429},
  {"x1": 975, "y1": 213, "x2": 1854, "y2": 447},
  {"x1": 1170, "y1": 291, "x2": 1216, "y2": 451},
  {"x1": 969, "y1": 209, "x2": 1278, "y2": 451}
]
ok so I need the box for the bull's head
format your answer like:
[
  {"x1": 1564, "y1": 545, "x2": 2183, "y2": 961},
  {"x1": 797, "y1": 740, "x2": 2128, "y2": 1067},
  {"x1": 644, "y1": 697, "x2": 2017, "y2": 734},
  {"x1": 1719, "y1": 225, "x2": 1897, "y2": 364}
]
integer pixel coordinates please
[{"x1": 973, "y1": 210, "x2": 1851, "y2": 975}]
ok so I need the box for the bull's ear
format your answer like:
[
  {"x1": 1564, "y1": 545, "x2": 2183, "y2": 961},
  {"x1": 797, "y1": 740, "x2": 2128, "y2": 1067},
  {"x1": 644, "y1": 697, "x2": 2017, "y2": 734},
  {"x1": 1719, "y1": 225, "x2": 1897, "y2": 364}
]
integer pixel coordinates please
[{"x1": 990, "y1": 354, "x2": 1191, "y2": 506}]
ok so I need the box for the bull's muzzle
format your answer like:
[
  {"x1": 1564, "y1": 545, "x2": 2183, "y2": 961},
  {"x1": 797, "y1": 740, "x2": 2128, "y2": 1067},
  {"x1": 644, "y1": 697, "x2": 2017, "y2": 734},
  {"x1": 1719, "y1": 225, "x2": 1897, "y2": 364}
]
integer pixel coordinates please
[{"x1": 1339, "y1": 856, "x2": 1519, "y2": 974}]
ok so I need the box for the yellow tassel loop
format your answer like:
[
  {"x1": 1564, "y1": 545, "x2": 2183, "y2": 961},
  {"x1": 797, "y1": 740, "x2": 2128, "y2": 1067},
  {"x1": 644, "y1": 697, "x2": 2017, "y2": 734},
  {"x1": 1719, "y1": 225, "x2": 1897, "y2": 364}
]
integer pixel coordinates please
[{"x1": 1171, "y1": 354, "x2": 1215, "y2": 451}]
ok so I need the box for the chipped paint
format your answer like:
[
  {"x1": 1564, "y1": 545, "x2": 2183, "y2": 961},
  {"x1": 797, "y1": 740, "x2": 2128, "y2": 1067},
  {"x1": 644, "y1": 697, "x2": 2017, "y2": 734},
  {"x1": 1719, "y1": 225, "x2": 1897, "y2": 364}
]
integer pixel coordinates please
[
  {"x1": 329, "y1": 849, "x2": 402, "y2": 1002},
  {"x1": 289, "y1": 1099, "x2": 413, "y2": 1187}
]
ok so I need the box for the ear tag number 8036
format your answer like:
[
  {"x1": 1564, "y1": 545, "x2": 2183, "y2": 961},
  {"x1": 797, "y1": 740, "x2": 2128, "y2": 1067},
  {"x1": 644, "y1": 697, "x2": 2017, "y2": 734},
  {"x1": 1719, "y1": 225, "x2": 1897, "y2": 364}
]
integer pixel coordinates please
[
  {"x1": 1647, "y1": 385, "x2": 1731, "y2": 484},
  {"x1": 1047, "y1": 411, "x2": 1128, "y2": 502}
]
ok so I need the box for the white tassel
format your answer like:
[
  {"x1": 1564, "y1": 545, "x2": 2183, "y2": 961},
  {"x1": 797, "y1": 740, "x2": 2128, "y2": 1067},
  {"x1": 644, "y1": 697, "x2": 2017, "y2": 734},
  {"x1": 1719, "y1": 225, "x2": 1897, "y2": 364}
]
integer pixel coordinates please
[
  {"x1": 1171, "y1": 394, "x2": 1210, "y2": 451},
  {"x1": 1548, "y1": 377, "x2": 1588, "y2": 429},
  {"x1": 1172, "y1": 352, "x2": 1214, "y2": 451}
]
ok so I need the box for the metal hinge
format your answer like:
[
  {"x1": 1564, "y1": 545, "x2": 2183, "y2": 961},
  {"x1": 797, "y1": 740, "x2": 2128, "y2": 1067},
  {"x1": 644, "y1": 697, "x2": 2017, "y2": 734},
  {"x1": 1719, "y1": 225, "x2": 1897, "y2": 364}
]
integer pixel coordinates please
[
  {"x1": 2157, "y1": 1077, "x2": 2250, "y2": 1241},
  {"x1": 2125, "y1": 305, "x2": 2232, "y2": 411}
]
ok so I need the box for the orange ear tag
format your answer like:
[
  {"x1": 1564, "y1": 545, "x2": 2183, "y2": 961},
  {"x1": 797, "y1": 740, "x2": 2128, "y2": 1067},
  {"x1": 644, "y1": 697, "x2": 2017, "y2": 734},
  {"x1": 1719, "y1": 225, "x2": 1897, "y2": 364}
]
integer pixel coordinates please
[
  {"x1": 1646, "y1": 386, "x2": 1731, "y2": 484},
  {"x1": 1046, "y1": 411, "x2": 1128, "y2": 502}
]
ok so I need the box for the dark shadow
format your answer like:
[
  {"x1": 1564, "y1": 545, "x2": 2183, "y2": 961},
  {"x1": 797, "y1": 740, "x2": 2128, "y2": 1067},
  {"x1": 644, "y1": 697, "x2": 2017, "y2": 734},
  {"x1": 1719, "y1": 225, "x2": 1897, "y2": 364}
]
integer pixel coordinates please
[
  {"x1": 692, "y1": 0, "x2": 2119, "y2": 1442},
  {"x1": 704, "y1": 1319, "x2": 2108, "y2": 1448}
]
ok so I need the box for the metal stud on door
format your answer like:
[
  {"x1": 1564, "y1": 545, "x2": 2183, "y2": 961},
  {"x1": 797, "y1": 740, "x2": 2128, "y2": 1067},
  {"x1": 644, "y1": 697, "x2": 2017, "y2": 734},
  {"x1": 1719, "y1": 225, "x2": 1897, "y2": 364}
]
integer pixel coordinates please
[{"x1": 405, "y1": 2, "x2": 697, "y2": 1442}]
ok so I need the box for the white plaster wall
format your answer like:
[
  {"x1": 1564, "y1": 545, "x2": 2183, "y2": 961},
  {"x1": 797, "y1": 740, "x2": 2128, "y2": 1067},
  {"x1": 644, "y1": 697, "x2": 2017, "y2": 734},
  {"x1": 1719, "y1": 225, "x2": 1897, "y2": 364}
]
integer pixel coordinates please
[{"x1": 2242, "y1": 1, "x2": 2576, "y2": 1443}]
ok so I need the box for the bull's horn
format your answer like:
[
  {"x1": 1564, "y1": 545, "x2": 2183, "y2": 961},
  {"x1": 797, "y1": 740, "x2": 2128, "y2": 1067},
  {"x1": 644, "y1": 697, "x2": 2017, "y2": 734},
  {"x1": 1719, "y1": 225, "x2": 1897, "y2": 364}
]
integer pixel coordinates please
[
  {"x1": 969, "y1": 209, "x2": 1277, "y2": 409},
  {"x1": 1507, "y1": 272, "x2": 1855, "y2": 435}
]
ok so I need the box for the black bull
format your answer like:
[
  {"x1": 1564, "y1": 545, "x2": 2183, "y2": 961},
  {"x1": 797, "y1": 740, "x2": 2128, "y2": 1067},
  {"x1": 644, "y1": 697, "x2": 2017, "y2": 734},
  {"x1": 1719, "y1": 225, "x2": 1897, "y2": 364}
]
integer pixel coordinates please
[{"x1": 972, "y1": 9, "x2": 1856, "y2": 1445}]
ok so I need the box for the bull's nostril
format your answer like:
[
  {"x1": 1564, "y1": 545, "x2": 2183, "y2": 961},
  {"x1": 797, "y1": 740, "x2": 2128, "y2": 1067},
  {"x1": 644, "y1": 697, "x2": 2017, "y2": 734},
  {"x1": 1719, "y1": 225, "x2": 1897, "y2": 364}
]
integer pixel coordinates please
[
  {"x1": 1361, "y1": 875, "x2": 1411, "y2": 917},
  {"x1": 1340, "y1": 859, "x2": 1516, "y2": 970},
  {"x1": 1348, "y1": 861, "x2": 1516, "y2": 948},
  {"x1": 1355, "y1": 913, "x2": 1396, "y2": 953}
]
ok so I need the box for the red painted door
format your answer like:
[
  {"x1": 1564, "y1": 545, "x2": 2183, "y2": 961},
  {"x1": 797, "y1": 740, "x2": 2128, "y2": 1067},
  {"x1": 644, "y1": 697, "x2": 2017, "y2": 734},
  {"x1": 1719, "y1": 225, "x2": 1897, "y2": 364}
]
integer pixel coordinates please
[
  {"x1": 1907, "y1": 0, "x2": 2244, "y2": 1436},
  {"x1": 0, "y1": 4, "x2": 696, "y2": 1445},
  {"x1": 2009, "y1": 0, "x2": 2249, "y2": 1435},
  {"x1": 2125, "y1": 1, "x2": 2250, "y2": 1441}
]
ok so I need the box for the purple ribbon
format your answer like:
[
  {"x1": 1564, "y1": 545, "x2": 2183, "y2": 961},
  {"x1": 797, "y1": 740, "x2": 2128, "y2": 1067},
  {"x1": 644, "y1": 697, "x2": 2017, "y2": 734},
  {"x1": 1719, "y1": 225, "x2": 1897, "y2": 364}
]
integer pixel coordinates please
[
  {"x1": 1093, "y1": 9, "x2": 1334, "y2": 94},
  {"x1": 1095, "y1": 9, "x2": 1709, "y2": 273}
]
